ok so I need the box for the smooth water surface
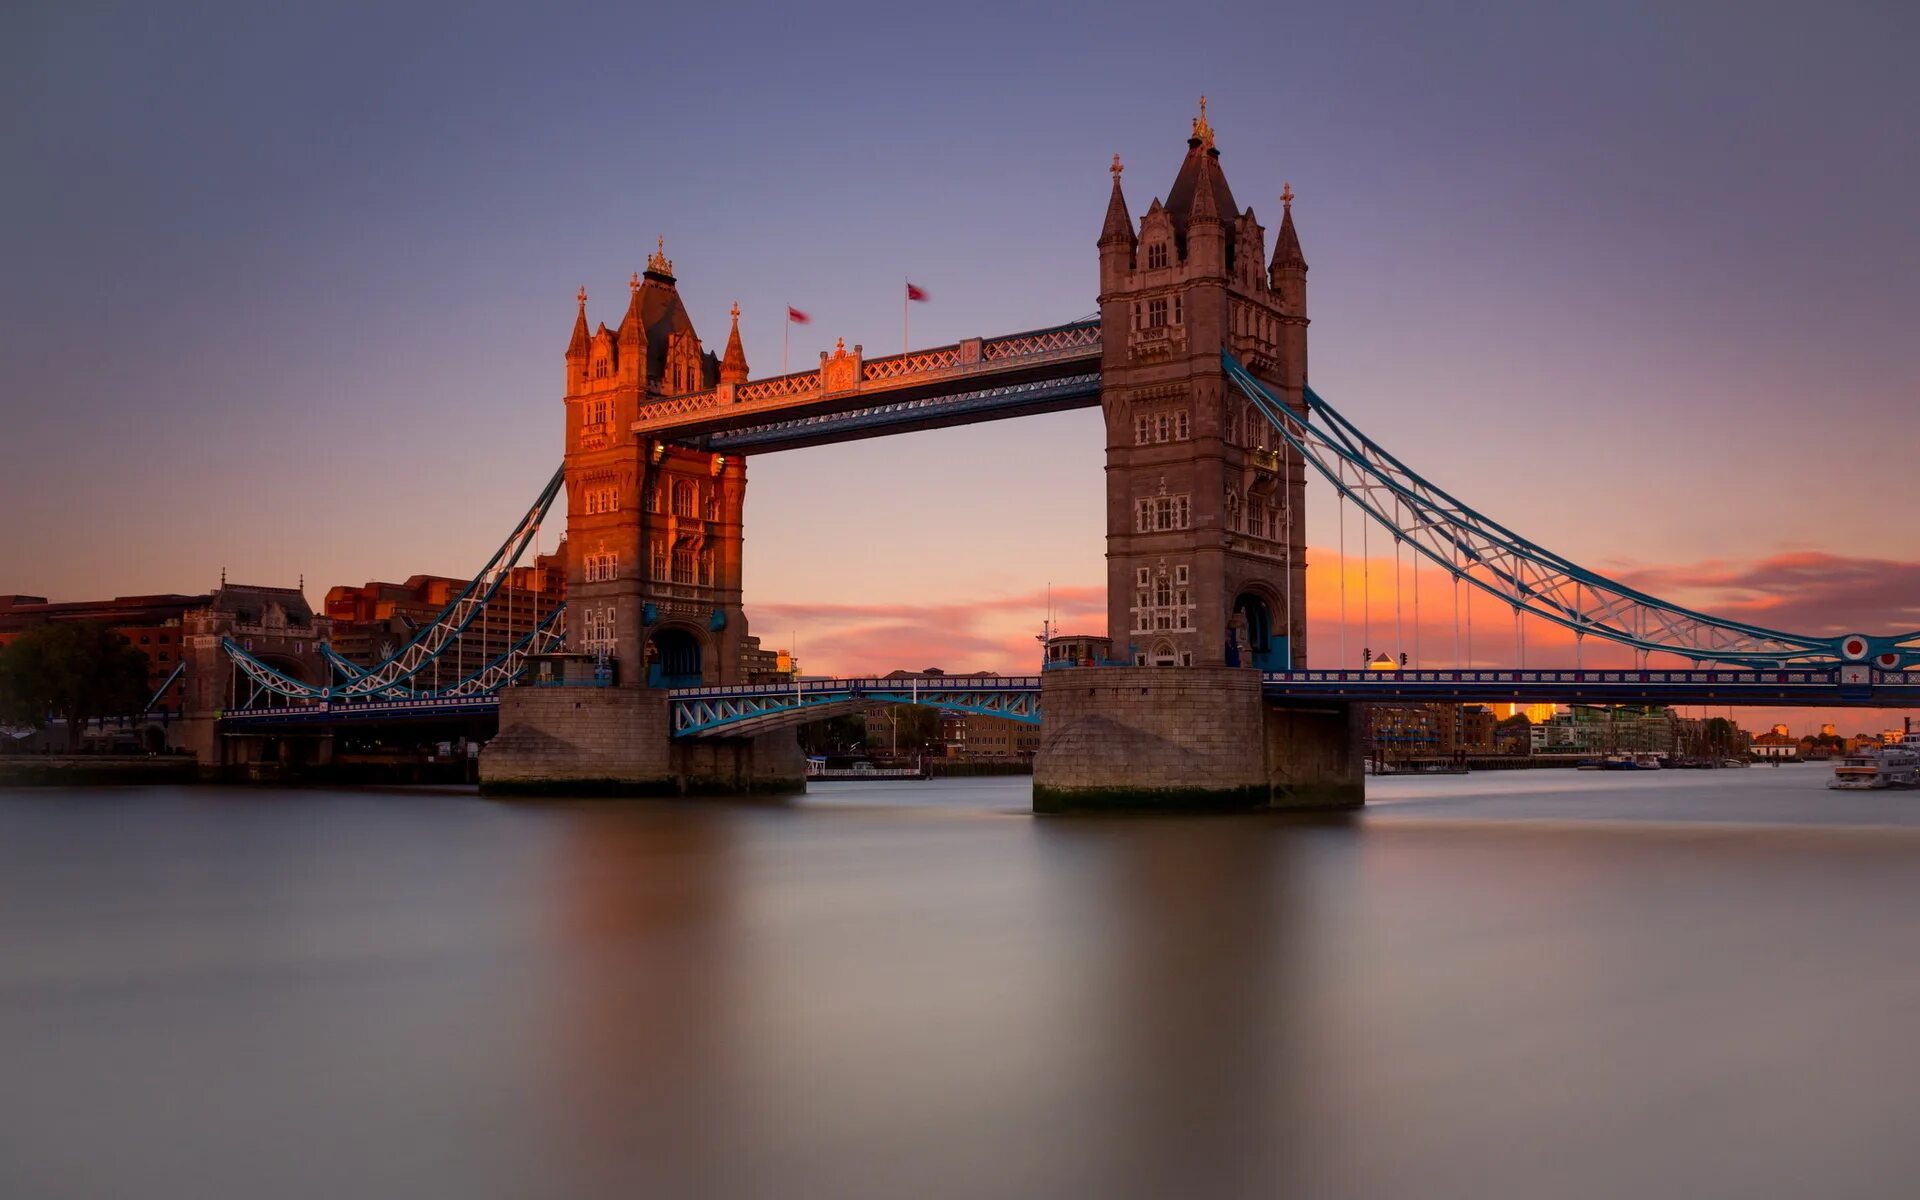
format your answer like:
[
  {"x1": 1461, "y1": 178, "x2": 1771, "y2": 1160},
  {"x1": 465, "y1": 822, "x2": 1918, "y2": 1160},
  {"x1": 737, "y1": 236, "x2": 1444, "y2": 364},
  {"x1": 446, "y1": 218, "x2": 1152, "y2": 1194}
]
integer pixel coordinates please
[{"x1": 3, "y1": 763, "x2": 1917, "y2": 1198}]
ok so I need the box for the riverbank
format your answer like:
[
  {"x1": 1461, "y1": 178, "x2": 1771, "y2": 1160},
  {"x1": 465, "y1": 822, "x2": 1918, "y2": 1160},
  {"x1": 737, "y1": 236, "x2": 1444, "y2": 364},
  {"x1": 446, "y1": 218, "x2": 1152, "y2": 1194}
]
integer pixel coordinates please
[{"x1": 0, "y1": 755, "x2": 199, "y2": 787}]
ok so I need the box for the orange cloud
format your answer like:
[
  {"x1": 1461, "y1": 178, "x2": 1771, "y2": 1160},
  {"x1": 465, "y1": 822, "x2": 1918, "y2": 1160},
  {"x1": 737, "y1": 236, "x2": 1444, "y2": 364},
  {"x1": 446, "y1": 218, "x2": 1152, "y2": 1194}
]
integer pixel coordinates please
[{"x1": 750, "y1": 550, "x2": 1919, "y2": 729}]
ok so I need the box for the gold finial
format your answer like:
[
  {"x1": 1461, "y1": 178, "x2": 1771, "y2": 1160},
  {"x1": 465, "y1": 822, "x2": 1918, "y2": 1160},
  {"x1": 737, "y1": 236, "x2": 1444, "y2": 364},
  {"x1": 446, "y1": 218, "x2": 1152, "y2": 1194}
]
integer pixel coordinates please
[
  {"x1": 1110, "y1": 152, "x2": 1123, "y2": 181},
  {"x1": 646, "y1": 235, "x2": 672, "y2": 275},
  {"x1": 1281, "y1": 182, "x2": 1294, "y2": 209},
  {"x1": 1192, "y1": 95, "x2": 1214, "y2": 148},
  {"x1": 575, "y1": 285, "x2": 586, "y2": 307},
  {"x1": 729, "y1": 300, "x2": 740, "y2": 322},
  {"x1": 629, "y1": 271, "x2": 640, "y2": 291}
]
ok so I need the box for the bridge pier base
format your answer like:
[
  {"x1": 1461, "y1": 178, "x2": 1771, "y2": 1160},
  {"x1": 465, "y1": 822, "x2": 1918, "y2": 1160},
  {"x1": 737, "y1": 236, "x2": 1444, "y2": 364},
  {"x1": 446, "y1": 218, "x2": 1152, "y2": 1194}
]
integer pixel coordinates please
[
  {"x1": 479, "y1": 687, "x2": 805, "y2": 797},
  {"x1": 480, "y1": 687, "x2": 678, "y2": 796},
  {"x1": 1032, "y1": 667, "x2": 1363, "y2": 814},
  {"x1": 672, "y1": 732, "x2": 807, "y2": 795}
]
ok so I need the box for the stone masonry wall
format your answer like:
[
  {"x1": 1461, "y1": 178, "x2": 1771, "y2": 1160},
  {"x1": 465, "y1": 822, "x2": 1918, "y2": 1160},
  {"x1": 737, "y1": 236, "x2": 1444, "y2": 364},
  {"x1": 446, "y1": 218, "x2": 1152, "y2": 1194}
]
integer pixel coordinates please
[
  {"x1": 1035, "y1": 666, "x2": 1268, "y2": 811},
  {"x1": 480, "y1": 687, "x2": 674, "y2": 795},
  {"x1": 1263, "y1": 702, "x2": 1365, "y2": 810}
]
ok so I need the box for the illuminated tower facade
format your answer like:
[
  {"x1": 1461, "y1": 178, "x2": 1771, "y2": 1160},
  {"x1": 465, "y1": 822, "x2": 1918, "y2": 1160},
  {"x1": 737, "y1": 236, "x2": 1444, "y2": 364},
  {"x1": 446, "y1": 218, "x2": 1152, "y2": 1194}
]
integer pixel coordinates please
[
  {"x1": 1096, "y1": 100, "x2": 1309, "y2": 670},
  {"x1": 562, "y1": 241, "x2": 751, "y2": 686}
]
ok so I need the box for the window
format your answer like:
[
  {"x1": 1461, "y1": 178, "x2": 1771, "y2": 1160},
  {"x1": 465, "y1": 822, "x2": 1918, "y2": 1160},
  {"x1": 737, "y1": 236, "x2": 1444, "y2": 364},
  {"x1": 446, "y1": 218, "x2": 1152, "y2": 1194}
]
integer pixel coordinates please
[
  {"x1": 1147, "y1": 242, "x2": 1168, "y2": 270},
  {"x1": 1135, "y1": 494, "x2": 1191, "y2": 533},
  {"x1": 703, "y1": 491, "x2": 720, "y2": 521},
  {"x1": 1147, "y1": 298, "x2": 1169, "y2": 328},
  {"x1": 671, "y1": 546, "x2": 696, "y2": 584},
  {"x1": 594, "y1": 359, "x2": 610, "y2": 380},
  {"x1": 650, "y1": 539, "x2": 666, "y2": 580},
  {"x1": 644, "y1": 485, "x2": 659, "y2": 513},
  {"x1": 1136, "y1": 409, "x2": 1191, "y2": 445},
  {"x1": 588, "y1": 399, "x2": 609, "y2": 426},
  {"x1": 581, "y1": 606, "x2": 617, "y2": 651},
  {"x1": 584, "y1": 486, "x2": 619, "y2": 515},
  {"x1": 672, "y1": 480, "x2": 697, "y2": 517},
  {"x1": 698, "y1": 549, "x2": 714, "y2": 586},
  {"x1": 585, "y1": 552, "x2": 617, "y2": 583}
]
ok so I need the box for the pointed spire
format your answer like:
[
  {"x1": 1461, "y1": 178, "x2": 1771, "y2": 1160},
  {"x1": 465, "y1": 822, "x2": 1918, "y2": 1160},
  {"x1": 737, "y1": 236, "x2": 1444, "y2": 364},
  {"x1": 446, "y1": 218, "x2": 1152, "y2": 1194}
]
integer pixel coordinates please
[
  {"x1": 1272, "y1": 183, "x2": 1306, "y2": 270},
  {"x1": 720, "y1": 301, "x2": 749, "y2": 384},
  {"x1": 618, "y1": 269, "x2": 646, "y2": 357},
  {"x1": 566, "y1": 286, "x2": 589, "y2": 359},
  {"x1": 1099, "y1": 153, "x2": 1136, "y2": 247},
  {"x1": 1189, "y1": 154, "x2": 1223, "y2": 225}
]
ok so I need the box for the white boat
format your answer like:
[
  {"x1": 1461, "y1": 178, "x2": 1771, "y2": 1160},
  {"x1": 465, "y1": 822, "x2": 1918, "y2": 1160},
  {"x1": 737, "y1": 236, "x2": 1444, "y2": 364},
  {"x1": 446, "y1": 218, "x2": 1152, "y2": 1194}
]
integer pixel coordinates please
[{"x1": 1828, "y1": 747, "x2": 1919, "y2": 790}]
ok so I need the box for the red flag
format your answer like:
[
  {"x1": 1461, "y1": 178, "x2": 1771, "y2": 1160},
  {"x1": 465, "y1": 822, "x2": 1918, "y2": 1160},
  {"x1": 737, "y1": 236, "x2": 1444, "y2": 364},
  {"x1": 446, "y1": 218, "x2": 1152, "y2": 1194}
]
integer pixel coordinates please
[
  {"x1": 906, "y1": 282, "x2": 928, "y2": 302},
  {"x1": 787, "y1": 306, "x2": 811, "y2": 324}
]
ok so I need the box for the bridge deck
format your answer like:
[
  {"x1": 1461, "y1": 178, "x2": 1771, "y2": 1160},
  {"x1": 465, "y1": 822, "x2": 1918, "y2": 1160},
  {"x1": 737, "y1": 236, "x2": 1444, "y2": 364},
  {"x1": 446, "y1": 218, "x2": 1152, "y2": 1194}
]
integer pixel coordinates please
[
  {"x1": 629, "y1": 321, "x2": 1102, "y2": 450},
  {"x1": 217, "y1": 668, "x2": 1920, "y2": 733}
]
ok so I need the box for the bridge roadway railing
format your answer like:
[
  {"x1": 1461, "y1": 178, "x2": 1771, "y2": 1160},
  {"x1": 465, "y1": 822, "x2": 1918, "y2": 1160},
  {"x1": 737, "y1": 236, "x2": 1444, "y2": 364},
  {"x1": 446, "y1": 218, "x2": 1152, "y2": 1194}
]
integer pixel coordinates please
[
  {"x1": 629, "y1": 320, "x2": 1102, "y2": 443},
  {"x1": 1258, "y1": 667, "x2": 1920, "y2": 705},
  {"x1": 216, "y1": 667, "x2": 1918, "y2": 733},
  {"x1": 669, "y1": 675, "x2": 1043, "y2": 738}
]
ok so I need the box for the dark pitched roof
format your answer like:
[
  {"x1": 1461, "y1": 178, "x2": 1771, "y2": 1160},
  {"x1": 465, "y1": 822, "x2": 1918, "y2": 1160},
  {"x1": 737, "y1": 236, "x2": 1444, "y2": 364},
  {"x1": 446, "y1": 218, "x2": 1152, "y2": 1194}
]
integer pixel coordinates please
[{"x1": 1163, "y1": 138, "x2": 1238, "y2": 243}]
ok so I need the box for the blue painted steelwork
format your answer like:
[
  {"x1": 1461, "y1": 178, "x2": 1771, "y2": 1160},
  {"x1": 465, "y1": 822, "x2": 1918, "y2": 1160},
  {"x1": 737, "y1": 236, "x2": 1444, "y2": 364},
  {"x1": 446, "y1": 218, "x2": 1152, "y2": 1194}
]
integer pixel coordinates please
[
  {"x1": 1259, "y1": 667, "x2": 1920, "y2": 707},
  {"x1": 1223, "y1": 355, "x2": 1920, "y2": 668},
  {"x1": 223, "y1": 465, "x2": 565, "y2": 700},
  {"x1": 224, "y1": 602, "x2": 565, "y2": 708},
  {"x1": 221, "y1": 694, "x2": 502, "y2": 727},
  {"x1": 215, "y1": 666, "x2": 1919, "y2": 732},
  {"x1": 705, "y1": 374, "x2": 1103, "y2": 453},
  {"x1": 669, "y1": 675, "x2": 1042, "y2": 738},
  {"x1": 144, "y1": 661, "x2": 185, "y2": 712}
]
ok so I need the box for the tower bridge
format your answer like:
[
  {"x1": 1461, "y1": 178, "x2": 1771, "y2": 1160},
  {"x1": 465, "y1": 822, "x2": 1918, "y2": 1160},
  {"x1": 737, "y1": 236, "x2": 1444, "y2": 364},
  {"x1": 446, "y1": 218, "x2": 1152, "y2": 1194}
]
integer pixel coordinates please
[{"x1": 188, "y1": 102, "x2": 1920, "y2": 806}]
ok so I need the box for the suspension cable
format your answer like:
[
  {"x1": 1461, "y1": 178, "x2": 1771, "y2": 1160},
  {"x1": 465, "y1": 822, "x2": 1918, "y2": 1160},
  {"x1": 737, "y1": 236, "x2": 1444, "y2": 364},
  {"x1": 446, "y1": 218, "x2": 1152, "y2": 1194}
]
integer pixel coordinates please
[
  {"x1": 1452, "y1": 572, "x2": 1461, "y2": 667},
  {"x1": 1413, "y1": 521, "x2": 1422, "y2": 669},
  {"x1": 1393, "y1": 517, "x2": 1405, "y2": 670},
  {"x1": 1283, "y1": 417, "x2": 1294, "y2": 669},
  {"x1": 1362, "y1": 492, "x2": 1372, "y2": 664},
  {"x1": 1338, "y1": 462, "x2": 1348, "y2": 670}
]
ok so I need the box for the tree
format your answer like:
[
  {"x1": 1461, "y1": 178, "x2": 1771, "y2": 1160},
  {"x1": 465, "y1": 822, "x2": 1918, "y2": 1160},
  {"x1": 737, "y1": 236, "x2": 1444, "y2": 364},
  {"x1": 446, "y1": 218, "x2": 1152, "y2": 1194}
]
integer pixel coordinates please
[{"x1": 0, "y1": 623, "x2": 150, "y2": 750}]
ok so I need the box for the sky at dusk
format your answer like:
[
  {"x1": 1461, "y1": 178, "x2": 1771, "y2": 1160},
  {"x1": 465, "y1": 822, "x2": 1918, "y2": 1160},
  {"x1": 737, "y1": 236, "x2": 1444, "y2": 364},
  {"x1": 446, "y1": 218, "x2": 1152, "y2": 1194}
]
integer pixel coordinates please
[{"x1": 4, "y1": 2, "x2": 1917, "y2": 726}]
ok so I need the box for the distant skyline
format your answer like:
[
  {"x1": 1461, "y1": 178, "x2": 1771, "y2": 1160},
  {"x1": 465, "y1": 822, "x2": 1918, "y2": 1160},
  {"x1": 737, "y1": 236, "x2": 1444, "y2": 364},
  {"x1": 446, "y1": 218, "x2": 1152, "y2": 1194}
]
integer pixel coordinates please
[{"x1": 4, "y1": 2, "x2": 1916, "y2": 728}]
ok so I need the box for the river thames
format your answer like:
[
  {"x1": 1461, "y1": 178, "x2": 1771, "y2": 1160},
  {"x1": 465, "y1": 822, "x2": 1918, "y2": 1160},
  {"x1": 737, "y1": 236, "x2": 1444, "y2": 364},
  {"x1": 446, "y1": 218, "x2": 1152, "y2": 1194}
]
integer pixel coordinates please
[{"x1": 3, "y1": 763, "x2": 1916, "y2": 1198}]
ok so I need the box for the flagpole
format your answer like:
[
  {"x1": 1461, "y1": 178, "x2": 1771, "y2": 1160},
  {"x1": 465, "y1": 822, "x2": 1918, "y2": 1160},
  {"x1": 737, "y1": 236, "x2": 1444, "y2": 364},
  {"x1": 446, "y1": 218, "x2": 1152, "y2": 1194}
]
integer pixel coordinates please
[
  {"x1": 783, "y1": 308, "x2": 789, "y2": 374},
  {"x1": 902, "y1": 278, "x2": 908, "y2": 353}
]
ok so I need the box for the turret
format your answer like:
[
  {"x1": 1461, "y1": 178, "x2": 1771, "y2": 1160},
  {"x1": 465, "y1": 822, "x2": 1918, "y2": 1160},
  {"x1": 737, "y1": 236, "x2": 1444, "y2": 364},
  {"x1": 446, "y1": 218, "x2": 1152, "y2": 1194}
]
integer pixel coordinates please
[
  {"x1": 719, "y1": 302, "x2": 749, "y2": 385},
  {"x1": 565, "y1": 286, "x2": 589, "y2": 392},
  {"x1": 1098, "y1": 154, "x2": 1136, "y2": 291},
  {"x1": 617, "y1": 271, "x2": 648, "y2": 386},
  {"x1": 1269, "y1": 183, "x2": 1307, "y2": 311}
]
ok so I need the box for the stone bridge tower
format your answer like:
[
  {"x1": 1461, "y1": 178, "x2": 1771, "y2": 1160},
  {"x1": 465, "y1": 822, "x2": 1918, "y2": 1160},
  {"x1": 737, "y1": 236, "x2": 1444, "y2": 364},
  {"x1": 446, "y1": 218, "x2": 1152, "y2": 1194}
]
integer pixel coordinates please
[
  {"x1": 1096, "y1": 100, "x2": 1309, "y2": 670},
  {"x1": 561, "y1": 241, "x2": 751, "y2": 688},
  {"x1": 1036, "y1": 102, "x2": 1359, "y2": 814}
]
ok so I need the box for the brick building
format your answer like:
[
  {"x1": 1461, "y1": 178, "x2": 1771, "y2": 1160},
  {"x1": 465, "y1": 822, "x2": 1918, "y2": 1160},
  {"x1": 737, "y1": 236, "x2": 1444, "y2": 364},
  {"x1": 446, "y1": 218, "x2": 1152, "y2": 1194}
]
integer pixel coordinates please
[
  {"x1": 322, "y1": 549, "x2": 566, "y2": 671},
  {"x1": 0, "y1": 592, "x2": 211, "y2": 716}
]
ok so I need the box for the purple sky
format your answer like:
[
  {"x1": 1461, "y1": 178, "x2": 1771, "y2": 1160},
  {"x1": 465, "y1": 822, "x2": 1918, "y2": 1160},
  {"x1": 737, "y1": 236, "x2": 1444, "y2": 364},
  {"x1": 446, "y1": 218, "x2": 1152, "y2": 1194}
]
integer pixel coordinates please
[{"x1": 3, "y1": 1, "x2": 1916, "y2": 712}]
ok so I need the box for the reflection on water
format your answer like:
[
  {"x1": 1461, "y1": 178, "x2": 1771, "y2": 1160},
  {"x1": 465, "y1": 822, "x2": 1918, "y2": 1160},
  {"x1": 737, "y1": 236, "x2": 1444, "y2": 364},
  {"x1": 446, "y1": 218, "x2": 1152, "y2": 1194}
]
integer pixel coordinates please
[{"x1": 2, "y1": 765, "x2": 1917, "y2": 1198}]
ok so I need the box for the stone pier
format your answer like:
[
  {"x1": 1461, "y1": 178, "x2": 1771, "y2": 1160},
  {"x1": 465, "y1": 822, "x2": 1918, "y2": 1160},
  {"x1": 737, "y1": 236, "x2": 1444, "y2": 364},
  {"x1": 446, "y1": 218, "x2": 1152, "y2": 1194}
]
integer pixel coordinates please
[
  {"x1": 479, "y1": 686, "x2": 805, "y2": 797},
  {"x1": 1032, "y1": 666, "x2": 1362, "y2": 813}
]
